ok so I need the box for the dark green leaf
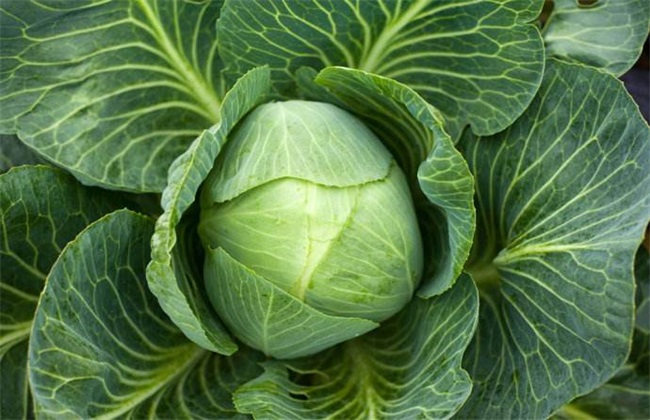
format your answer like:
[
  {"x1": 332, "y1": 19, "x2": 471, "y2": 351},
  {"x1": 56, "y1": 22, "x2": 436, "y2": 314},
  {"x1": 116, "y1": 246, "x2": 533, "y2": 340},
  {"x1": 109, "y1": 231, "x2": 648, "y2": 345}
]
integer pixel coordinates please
[
  {"x1": 544, "y1": 0, "x2": 650, "y2": 75},
  {"x1": 28, "y1": 210, "x2": 186, "y2": 416},
  {"x1": 218, "y1": 0, "x2": 545, "y2": 138},
  {"x1": 28, "y1": 209, "x2": 264, "y2": 417},
  {"x1": 553, "y1": 245, "x2": 650, "y2": 420},
  {"x1": 0, "y1": 165, "x2": 127, "y2": 419},
  {"x1": 458, "y1": 59, "x2": 650, "y2": 418},
  {"x1": 1, "y1": 0, "x2": 224, "y2": 192}
]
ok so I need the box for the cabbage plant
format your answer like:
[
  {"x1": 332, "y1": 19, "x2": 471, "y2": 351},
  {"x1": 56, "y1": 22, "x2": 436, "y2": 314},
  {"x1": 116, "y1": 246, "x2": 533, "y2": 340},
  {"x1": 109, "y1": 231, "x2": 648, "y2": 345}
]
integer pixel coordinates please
[{"x1": 0, "y1": 0, "x2": 649, "y2": 419}]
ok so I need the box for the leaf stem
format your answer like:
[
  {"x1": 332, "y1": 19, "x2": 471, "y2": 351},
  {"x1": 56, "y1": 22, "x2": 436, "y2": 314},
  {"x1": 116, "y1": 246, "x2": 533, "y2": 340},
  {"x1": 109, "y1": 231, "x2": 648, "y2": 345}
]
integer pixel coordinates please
[
  {"x1": 466, "y1": 262, "x2": 501, "y2": 291},
  {"x1": 344, "y1": 340, "x2": 379, "y2": 418}
]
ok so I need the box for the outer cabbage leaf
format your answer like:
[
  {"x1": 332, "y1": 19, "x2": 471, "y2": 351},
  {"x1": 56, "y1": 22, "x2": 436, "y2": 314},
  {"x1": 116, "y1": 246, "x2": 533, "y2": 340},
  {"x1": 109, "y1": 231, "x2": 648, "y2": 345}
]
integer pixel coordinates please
[
  {"x1": 146, "y1": 66, "x2": 271, "y2": 355},
  {"x1": 311, "y1": 67, "x2": 475, "y2": 297},
  {"x1": 234, "y1": 274, "x2": 478, "y2": 419},
  {"x1": 0, "y1": 0, "x2": 224, "y2": 192},
  {"x1": 457, "y1": 59, "x2": 650, "y2": 418},
  {"x1": 543, "y1": 0, "x2": 650, "y2": 76},
  {"x1": 0, "y1": 165, "x2": 127, "y2": 419},
  {"x1": 218, "y1": 0, "x2": 545, "y2": 139},
  {"x1": 28, "y1": 209, "x2": 263, "y2": 418},
  {"x1": 553, "y1": 245, "x2": 650, "y2": 419}
]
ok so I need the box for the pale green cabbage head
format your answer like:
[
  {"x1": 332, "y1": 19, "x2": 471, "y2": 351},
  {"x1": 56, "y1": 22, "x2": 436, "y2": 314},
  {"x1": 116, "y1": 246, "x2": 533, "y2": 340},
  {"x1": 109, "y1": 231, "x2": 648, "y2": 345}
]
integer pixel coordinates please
[{"x1": 199, "y1": 100, "x2": 423, "y2": 356}]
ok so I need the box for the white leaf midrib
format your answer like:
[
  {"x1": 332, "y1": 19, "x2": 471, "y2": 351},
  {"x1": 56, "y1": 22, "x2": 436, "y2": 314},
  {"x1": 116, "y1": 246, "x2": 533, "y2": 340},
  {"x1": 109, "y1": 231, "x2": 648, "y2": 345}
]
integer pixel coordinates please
[
  {"x1": 135, "y1": 0, "x2": 220, "y2": 123},
  {"x1": 358, "y1": 0, "x2": 431, "y2": 74}
]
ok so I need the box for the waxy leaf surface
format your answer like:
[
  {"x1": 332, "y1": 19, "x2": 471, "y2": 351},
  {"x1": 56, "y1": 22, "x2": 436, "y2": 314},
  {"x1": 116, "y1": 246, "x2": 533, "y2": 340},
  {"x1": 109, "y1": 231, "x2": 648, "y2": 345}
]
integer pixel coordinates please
[
  {"x1": 218, "y1": 0, "x2": 544, "y2": 139},
  {"x1": 458, "y1": 59, "x2": 650, "y2": 418},
  {"x1": 0, "y1": 0, "x2": 224, "y2": 192},
  {"x1": 544, "y1": 0, "x2": 650, "y2": 75},
  {"x1": 0, "y1": 165, "x2": 126, "y2": 419},
  {"x1": 29, "y1": 210, "x2": 264, "y2": 417}
]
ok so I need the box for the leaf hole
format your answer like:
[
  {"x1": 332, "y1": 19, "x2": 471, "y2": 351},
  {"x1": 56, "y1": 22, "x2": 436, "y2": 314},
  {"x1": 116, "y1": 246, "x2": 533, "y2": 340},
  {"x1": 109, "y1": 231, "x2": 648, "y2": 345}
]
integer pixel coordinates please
[
  {"x1": 576, "y1": 0, "x2": 599, "y2": 8},
  {"x1": 287, "y1": 368, "x2": 327, "y2": 401},
  {"x1": 288, "y1": 369, "x2": 310, "y2": 401},
  {"x1": 289, "y1": 391, "x2": 309, "y2": 401}
]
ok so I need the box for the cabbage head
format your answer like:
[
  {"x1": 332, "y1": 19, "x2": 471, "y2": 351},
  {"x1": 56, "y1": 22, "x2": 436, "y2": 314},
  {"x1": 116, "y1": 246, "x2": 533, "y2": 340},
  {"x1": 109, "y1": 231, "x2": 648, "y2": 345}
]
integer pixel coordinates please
[{"x1": 198, "y1": 100, "x2": 423, "y2": 358}]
